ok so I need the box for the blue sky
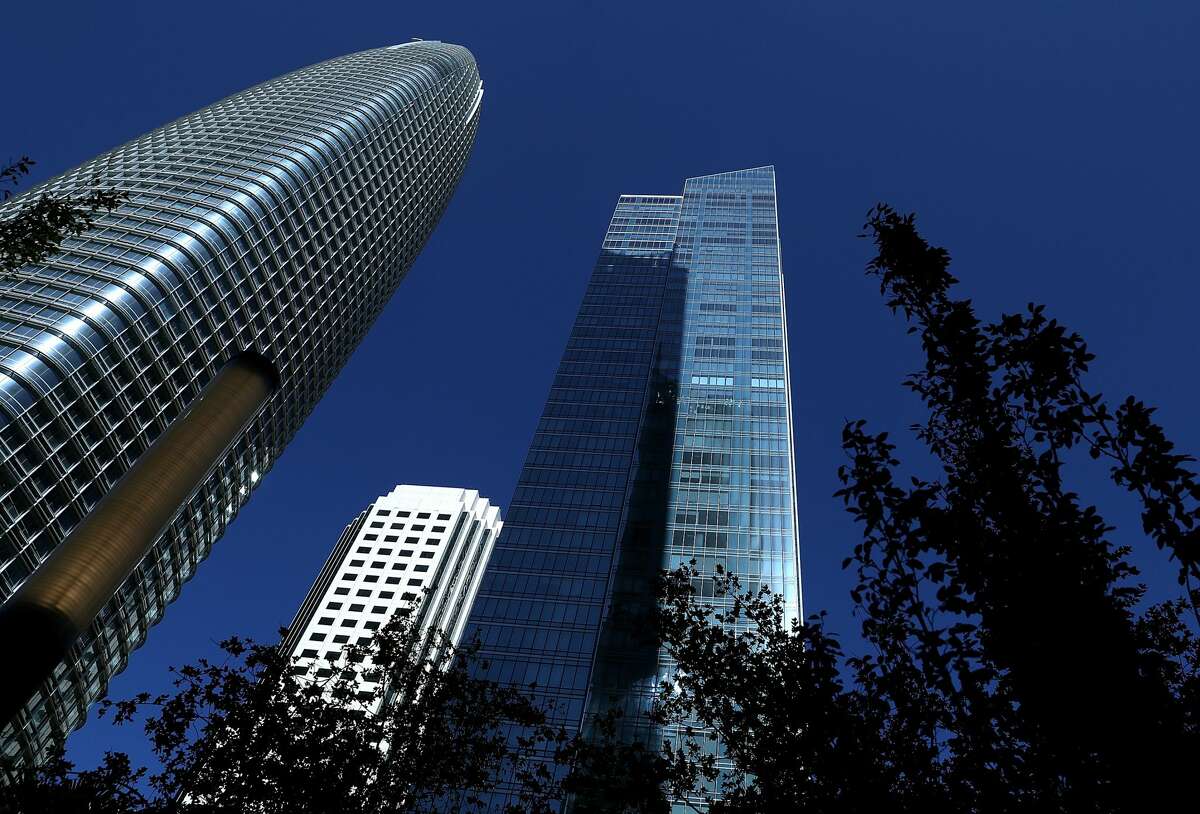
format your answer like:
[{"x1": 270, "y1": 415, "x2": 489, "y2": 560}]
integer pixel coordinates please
[{"x1": 4, "y1": 0, "x2": 1198, "y2": 768}]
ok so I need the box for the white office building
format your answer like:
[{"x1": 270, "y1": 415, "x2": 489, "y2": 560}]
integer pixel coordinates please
[{"x1": 283, "y1": 485, "x2": 502, "y2": 702}]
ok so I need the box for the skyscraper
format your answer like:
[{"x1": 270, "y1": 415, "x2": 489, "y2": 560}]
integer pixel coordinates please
[
  {"x1": 0, "y1": 41, "x2": 482, "y2": 766},
  {"x1": 282, "y1": 485, "x2": 502, "y2": 707},
  {"x1": 464, "y1": 167, "x2": 800, "y2": 802}
]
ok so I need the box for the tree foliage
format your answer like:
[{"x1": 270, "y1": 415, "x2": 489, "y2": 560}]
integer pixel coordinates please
[
  {"x1": 0, "y1": 156, "x2": 125, "y2": 278},
  {"x1": 651, "y1": 205, "x2": 1200, "y2": 812}
]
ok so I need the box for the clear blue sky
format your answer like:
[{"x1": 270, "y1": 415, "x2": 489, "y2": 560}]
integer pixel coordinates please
[{"x1": 3, "y1": 0, "x2": 1197, "y2": 769}]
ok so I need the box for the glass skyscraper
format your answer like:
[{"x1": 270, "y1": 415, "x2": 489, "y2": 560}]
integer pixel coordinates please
[
  {"x1": 464, "y1": 166, "x2": 800, "y2": 805},
  {"x1": 0, "y1": 41, "x2": 482, "y2": 767}
]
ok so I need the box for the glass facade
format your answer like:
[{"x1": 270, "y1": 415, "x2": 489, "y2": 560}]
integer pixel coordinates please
[
  {"x1": 464, "y1": 167, "x2": 800, "y2": 807},
  {"x1": 0, "y1": 41, "x2": 482, "y2": 766}
]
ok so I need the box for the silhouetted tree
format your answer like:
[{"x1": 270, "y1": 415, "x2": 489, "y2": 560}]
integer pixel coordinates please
[
  {"x1": 650, "y1": 206, "x2": 1200, "y2": 812},
  {"x1": 0, "y1": 606, "x2": 673, "y2": 813},
  {"x1": 0, "y1": 156, "x2": 125, "y2": 279}
]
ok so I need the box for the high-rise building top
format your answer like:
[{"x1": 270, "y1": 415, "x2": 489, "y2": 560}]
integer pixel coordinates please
[
  {"x1": 0, "y1": 42, "x2": 482, "y2": 765},
  {"x1": 282, "y1": 485, "x2": 502, "y2": 707},
  {"x1": 462, "y1": 166, "x2": 800, "y2": 806}
]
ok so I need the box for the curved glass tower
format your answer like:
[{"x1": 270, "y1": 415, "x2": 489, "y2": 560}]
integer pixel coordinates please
[{"x1": 0, "y1": 41, "x2": 482, "y2": 766}]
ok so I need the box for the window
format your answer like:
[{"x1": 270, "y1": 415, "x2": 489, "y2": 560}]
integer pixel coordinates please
[
  {"x1": 400, "y1": 550, "x2": 413, "y2": 557},
  {"x1": 350, "y1": 604, "x2": 365, "y2": 612},
  {"x1": 371, "y1": 605, "x2": 386, "y2": 613},
  {"x1": 364, "y1": 575, "x2": 379, "y2": 583},
  {"x1": 363, "y1": 534, "x2": 378, "y2": 541},
  {"x1": 386, "y1": 577, "x2": 401, "y2": 584},
  {"x1": 379, "y1": 591, "x2": 395, "y2": 599},
  {"x1": 318, "y1": 616, "x2": 334, "y2": 625},
  {"x1": 432, "y1": 526, "x2": 446, "y2": 533},
  {"x1": 425, "y1": 538, "x2": 440, "y2": 546},
  {"x1": 369, "y1": 522, "x2": 383, "y2": 528},
  {"x1": 349, "y1": 559, "x2": 365, "y2": 567},
  {"x1": 414, "y1": 564, "x2": 429, "y2": 573},
  {"x1": 310, "y1": 633, "x2": 326, "y2": 641},
  {"x1": 326, "y1": 602, "x2": 342, "y2": 610},
  {"x1": 324, "y1": 652, "x2": 339, "y2": 662},
  {"x1": 357, "y1": 636, "x2": 371, "y2": 645},
  {"x1": 402, "y1": 592, "x2": 417, "y2": 601},
  {"x1": 437, "y1": 513, "x2": 451, "y2": 520},
  {"x1": 356, "y1": 547, "x2": 370, "y2": 554},
  {"x1": 398, "y1": 511, "x2": 410, "y2": 518},
  {"x1": 340, "y1": 619, "x2": 356, "y2": 627},
  {"x1": 407, "y1": 579, "x2": 423, "y2": 587},
  {"x1": 379, "y1": 548, "x2": 392, "y2": 555},
  {"x1": 301, "y1": 648, "x2": 318, "y2": 658},
  {"x1": 371, "y1": 561, "x2": 385, "y2": 568},
  {"x1": 356, "y1": 589, "x2": 371, "y2": 597},
  {"x1": 333, "y1": 635, "x2": 349, "y2": 644},
  {"x1": 364, "y1": 621, "x2": 380, "y2": 631},
  {"x1": 404, "y1": 537, "x2": 419, "y2": 545},
  {"x1": 417, "y1": 512, "x2": 430, "y2": 519},
  {"x1": 334, "y1": 587, "x2": 349, "y2": 596},
  {"x1": 384, "y1": 535, "x2": 398, "y2": 542},
  {"x1": 341, "y1": 574, "x2": 356, "y2": 581},
  {"x1": 420, "y1": 551, "x2": 435, "y2": 559},
  {"x1": 411, "y1": 525, "x2": 426, "y2": 532},
  {"x1": 316, "y1": 668, "x2": 332, "y2": 679},
  {"x1": 377, "y1": 510, "x2": 391, "y2": 517},
  {"x1": 389, "y1": 523, "x2": 403, "y2": 530}
]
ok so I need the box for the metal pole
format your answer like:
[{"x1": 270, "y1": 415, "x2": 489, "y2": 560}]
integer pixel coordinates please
[{"x1": 0, "y1": 353, "x2": 277, "y2": 734}]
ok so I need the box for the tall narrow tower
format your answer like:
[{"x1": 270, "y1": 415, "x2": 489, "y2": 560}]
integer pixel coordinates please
[
  {"x1": 0, "y1": 42, "x2": 483, "y2": 766},
  {"x1": 463, "y1": 167, "x2": 801, "y2": 805}
]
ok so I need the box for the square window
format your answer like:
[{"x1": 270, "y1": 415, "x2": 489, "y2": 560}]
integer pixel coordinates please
[
  {"x1": 357, "y1": 636, "x2": 372, "y2": 645},
  {"x1": 324, "y1": 651, "x2": 339, "y2": 662},
  {"x1": 400, "y1": 549, "x2": 413, "y2": 557},
  {"x1": 310, "y1": 633, "x2": 326, "y2": 641},
  {"x1": 364, "y1": 575, "x2": 379, "y2": 583},
  {"x1": 364, "y1": 621, "x2": 380, "y2": 631},
  {"x1": 333, "y1": 635, "x2": 349, "y2": 644},
  {"x1": 392, "y1": 563, "x2": 405, "y2": 570},
  {"x1": 372, "y1": 561, "x2": 385, "y2": 568},
  {"x1": 318, "y1": 616, "x2": 334, "y2": 625},
  {"x1": 301, "y1": 648, "x2": 318, "y2": 658},
  {"x1": 350, "y1": 604, "x2": 364, "y2": 612},
  {"x1": 371, "y1": 605, "x2": 386, "y2": 613}
]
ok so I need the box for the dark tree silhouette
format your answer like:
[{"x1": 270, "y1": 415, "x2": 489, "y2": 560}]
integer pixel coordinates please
[
  {"x1": 651, "y1": 206, "x2": 1200, "y2": 813},
  {"x1": 0, "y1": 606, "x2": 674, "y2": 813},
  {"x1": 0, "y1": 156, "x2": 125, "y2": 278}
]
